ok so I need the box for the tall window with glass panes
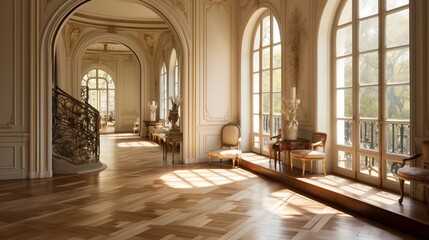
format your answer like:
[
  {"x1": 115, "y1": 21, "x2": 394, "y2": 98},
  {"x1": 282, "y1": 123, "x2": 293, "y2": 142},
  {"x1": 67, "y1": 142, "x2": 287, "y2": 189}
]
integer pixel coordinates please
[
  {"x1": 251, "y1": 10, "x2": 282, "y2": 156},
  {"x1": 333, "y1": 0, "x2": 410, "y2": 189}
]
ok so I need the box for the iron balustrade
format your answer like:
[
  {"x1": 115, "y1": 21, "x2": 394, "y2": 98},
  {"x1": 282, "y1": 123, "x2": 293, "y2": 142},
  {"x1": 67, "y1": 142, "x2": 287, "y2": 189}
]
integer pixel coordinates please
[
  {"x1": 262, "y1": 114, "x2": 281, "y2": 136},
  {"x1": 341, "y1": 121, "x2": 409, "y2": 155},
  {"x1": 53, "y1": 86, "x2": 100, "y2": 165},
  {"x1": 387, "y1": 123, "x2": 410, "y2": 155},
  {"x1": 81, "y1": 86, "x2": 89, "y2": 103}
]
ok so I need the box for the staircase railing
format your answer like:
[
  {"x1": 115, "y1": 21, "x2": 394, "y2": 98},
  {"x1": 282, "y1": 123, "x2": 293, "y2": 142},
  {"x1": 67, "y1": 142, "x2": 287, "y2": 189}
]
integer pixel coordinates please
[{"x1": 52, "y1": 86, "x2": 100, "y2": 165}]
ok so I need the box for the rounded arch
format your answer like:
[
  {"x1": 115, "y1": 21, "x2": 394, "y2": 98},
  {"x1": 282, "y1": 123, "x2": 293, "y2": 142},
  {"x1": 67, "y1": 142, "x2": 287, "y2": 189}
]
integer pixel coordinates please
[
  {"x1": 317, "y1": 0, "x2": 341, "y2": 132},
  {"x1": 316, "y1": 0, "x2": 342, "y2": 172},
  {"x1": 80, "y1": 67, "x2": 116, "y2": 115},
  {"x1": 80, "y1": 64, "x2": 116, "y2": 84},
  {"x1": 35, "y1": 0, "x2": 192, "y2": 177},
  {"x1": 240, "y1": 6, "x2": 281, "y2": 152},
  {"x1": 71, "y1": 32, "x2": 149, "y2": 99}
]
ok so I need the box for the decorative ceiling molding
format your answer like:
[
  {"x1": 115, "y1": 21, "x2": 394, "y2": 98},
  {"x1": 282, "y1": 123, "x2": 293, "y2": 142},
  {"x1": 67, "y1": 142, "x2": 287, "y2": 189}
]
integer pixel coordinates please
[
  {"x1": 205, "y1": 0, "x2": 231, "y2": 11},
  {"x1": 239, "y1": 0, "x2": 261, "y2": 9},
  {"x1": 70, "y1": 13, "x2": 169, "y2": 30},
  {"x1": 168, "y1": 0, "x2": 188, "y2": 18}
]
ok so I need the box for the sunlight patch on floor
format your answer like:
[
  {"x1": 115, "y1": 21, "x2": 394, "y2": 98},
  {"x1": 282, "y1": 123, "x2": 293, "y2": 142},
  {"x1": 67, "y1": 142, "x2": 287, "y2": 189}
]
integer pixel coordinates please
[
  {"x1": 160, "y1": 168, "x2": 257, "y2": 188},
  {"x1": 117, "y1": 141, "x2": 159, "y2": 148}
]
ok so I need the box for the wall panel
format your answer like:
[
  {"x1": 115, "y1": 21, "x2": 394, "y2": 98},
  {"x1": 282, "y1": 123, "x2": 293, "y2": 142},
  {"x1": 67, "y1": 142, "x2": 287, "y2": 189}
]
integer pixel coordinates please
[
  {"x1": 0, "y1": 0, "x2": 29, "y2": 179},
  {"x1": 202, "y1": 1, "x2": 232, "y2": 123},
  {"x1": 0, "y1": 0, "x2": 15, "y2": 128}
]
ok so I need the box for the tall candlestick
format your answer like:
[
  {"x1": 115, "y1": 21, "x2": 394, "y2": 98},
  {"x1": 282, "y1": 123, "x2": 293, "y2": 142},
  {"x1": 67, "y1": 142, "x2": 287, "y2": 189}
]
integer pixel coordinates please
[{"x1": 291, "y1": 87, "x2": 296, "y2": 100}]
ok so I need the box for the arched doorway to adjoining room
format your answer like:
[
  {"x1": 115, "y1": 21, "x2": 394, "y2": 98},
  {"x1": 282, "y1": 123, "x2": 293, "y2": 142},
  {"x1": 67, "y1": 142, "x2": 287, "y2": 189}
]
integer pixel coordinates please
[{"x1": 34, "y1": 0, "x2": 191, "y2": 177}]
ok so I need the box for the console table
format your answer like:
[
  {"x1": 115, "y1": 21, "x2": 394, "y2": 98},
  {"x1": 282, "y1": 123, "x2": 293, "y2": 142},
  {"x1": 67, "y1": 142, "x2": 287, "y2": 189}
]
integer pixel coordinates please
[
  {"x1": 143, "y1": 120, "x2": 157, "y2": 138},
  {"x1": 163, "y1": 131, "x2": 182, "y2": 164},
  {"x1": 274, "y1": 138, "x2": 310, "y2": 166}
]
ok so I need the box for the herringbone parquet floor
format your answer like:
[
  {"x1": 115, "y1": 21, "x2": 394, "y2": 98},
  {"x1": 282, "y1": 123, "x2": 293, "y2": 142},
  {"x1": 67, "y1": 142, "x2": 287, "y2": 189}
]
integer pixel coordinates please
[{"x1": 0, "y1": 133, "x2": 414, "y2": 239}]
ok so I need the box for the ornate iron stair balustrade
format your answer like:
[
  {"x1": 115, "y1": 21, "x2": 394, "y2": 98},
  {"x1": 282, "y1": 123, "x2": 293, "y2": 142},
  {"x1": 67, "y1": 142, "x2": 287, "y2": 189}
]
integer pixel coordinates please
[{"x1": 52, "y1": 86, "x2": 100, "y2": 165}]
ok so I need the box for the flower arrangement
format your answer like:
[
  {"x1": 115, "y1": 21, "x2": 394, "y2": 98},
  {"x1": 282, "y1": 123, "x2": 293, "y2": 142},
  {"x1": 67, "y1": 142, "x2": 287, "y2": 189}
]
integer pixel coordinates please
[{"x1": 169, "y1": 96, "x2": 182, "y2": 110}]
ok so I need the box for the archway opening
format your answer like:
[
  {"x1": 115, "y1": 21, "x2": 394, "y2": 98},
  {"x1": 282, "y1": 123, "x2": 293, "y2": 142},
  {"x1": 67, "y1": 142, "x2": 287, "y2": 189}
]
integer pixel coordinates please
[{"x1": 43, "y1": 0, "x2": 190, "y2": 176}]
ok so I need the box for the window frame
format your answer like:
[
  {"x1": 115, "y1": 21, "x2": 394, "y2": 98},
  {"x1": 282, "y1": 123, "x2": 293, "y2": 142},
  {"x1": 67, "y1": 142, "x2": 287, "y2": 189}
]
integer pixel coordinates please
[
  {"x1": 332, "y1": 0, "x2": 411, "y2": 190},
  {"x1": 251, "y1": 10, "x2": 282, "y2": 155}
]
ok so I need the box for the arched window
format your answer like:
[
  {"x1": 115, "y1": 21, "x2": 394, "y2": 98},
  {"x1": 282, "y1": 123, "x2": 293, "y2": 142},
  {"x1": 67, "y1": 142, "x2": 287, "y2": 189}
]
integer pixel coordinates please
[
  {"x1": 251, "y1": 10, "x2": 281, "y2": 155},
  {"x1": 81, "y1": 68, "x2": 115, "y2": 122},
  {"x1": 160, "y1": 63, "x2": 168, "y2": 120},
  {"x1": 333, "y1": 0, "x2": 410, "y2": 189},
  {"x1": 174, "y1": 58, "x2": 179, "y2": 97}
]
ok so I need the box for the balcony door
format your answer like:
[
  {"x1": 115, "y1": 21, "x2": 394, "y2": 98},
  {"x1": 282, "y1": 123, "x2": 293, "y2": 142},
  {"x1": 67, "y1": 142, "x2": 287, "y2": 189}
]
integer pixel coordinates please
[
  {"x1": 251, "y1": 10, "x2": 282, "y2": 155},
  {"x1": 333, "y1": 0, "x2": 410, "y2": 190}
]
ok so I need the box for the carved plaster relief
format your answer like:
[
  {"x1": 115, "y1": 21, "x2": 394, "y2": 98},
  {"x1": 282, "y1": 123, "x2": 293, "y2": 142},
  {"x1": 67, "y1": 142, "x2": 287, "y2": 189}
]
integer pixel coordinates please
[
  {"x1": 239, "y1": 0, "x2": 261, "y2": 9},
  {"x1": 287, "y1": 5, "x2": 310, "y2": 126},
  {"x1": 144, "y1": 33, "x2": 156, "y2": 57},
  {"x1": 139, "y1": 32, "x2": 160, "y2": 58},
  {"x1": 68, "y1": 26, "x2": 81, "y2": 55},
  {"x1": 205, "y1": 0, "x2": 231, "y2": 11},
  {"x1": 0, "y1": 116, "x2": 15, "y2": 129},
  {"x1": 168, "y1": 0, "x2": 188, "y2": 18}
]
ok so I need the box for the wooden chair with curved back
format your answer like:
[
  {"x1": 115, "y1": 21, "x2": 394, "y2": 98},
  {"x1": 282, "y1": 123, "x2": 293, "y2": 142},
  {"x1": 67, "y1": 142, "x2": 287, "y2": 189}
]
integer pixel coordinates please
[
  {"x1": 208, "y1": 122, "x2": 242, "y2": 168},
  {"x1": 268, "y1": 131, "x2": 281, "y2": 165},
  {"x1": 397, "y1": 141, "x2": 429, "y2": 213},
  {"x1": 290, "y1": 132, "x2": 327, "y2": 176}
]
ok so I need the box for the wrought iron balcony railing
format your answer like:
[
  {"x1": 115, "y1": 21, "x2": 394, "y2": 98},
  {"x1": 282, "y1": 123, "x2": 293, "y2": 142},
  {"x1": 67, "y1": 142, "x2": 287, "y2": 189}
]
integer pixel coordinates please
[
  {"x1": 262, "y1": 114, "x2": 281, "y2": 135},
  {"x1": 341, "y1": 120, "x2": 410, "y2": 155}
]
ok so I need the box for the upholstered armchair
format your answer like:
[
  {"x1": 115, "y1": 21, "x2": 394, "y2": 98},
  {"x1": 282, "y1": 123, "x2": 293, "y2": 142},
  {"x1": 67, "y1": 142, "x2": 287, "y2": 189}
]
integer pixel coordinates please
[
  {"x1": 290, "y1": 132, "x2": 327, "y2": 176},
  {"x1": 208, "y1": 122, "x2": 242, "y2": 168},
  {"x1": 397, "y1": 141, "x2": 429, "y2": 213}
]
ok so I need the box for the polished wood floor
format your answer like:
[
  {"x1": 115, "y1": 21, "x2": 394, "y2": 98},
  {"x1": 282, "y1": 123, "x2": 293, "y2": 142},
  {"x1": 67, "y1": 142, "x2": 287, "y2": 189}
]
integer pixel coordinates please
[{"x1": 0, "y1": 134, "x2": 417, "y2": 239}]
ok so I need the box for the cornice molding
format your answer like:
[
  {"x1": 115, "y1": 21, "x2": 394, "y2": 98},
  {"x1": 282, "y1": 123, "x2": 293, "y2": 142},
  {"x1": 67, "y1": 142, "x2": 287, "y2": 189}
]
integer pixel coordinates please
[{"x1": 69, "y1": 13, "x2": 169, "y2": 30}]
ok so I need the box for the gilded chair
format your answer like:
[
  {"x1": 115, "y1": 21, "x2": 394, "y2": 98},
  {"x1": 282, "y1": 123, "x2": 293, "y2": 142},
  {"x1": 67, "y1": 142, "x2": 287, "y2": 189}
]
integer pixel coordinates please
[
  {"x1": 398, "y1": 141, "x2": 429, "y2": 213},
  {"x1": 290, "y1": 132, "x2": 327, "y2": 176},
  {"x1": 208, "y1": 122, "x2": 242, "y2": 168}
]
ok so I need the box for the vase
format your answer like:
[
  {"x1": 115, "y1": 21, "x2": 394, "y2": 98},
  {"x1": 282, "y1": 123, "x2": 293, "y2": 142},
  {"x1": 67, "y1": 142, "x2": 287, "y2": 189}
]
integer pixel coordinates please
[
  {"x1": 169, "y1": 109, "x2": 179, "y2": 131},
  {"x1": 282, "y1": 99, "x2": 300, "y2": 140},
  {"x1": 284, "y1": 122, "x2": 298, "y2": 140}
]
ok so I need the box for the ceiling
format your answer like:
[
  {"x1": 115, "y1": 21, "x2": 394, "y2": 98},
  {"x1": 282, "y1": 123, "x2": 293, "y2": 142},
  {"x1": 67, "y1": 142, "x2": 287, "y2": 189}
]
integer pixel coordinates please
[
  {"x1": 74, "y1": 0, "x2": 166, "y2": 54},
  {"x1": 77, "y1": 0, "x2": 162, "y2": 22}
]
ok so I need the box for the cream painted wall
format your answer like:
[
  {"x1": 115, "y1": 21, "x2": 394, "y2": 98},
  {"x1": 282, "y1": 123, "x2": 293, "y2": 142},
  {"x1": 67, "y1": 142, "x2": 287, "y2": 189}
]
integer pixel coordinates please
[
  {"x1": 0, "y1": 0, "x2": 30, "y2": 179},
  {"x1": 195, "y1": 0, "x2": 237, "y2": 163}
]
